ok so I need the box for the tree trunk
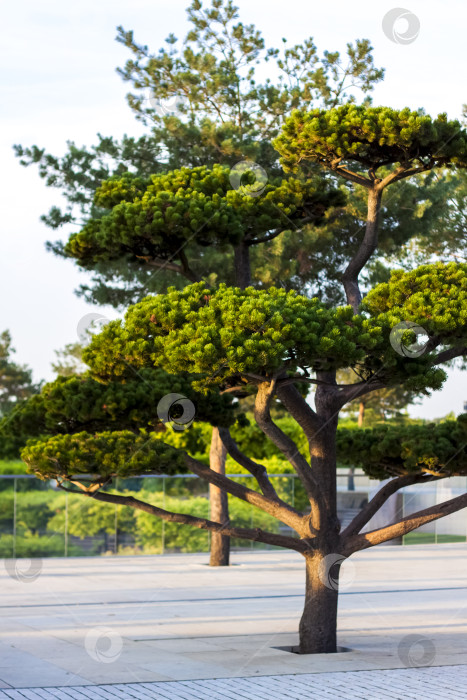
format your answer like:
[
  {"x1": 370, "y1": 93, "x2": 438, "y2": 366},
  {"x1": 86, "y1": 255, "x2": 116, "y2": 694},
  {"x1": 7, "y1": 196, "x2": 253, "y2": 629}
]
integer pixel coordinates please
[
  {"x1": 302, "y1": 380, "x2": 341, "y2": 652},
  {"x1": 342, "y1": 186, "x2": 382, "y2": 312},
  {"x1": 209, "y1": 427, "x2": 230, "y2": 566},
  {"x1": 234, "y1": 241, "x2": 251, "y2": 289},
  {"x1": 309, "y1": 386, "x2": 339, "y2": 526},
  {"x1": 209, "y1": 237, "x2": 249, "y2": 567},
  {"x1": 357, "y1": 401, "x2": 365, "y2": 428},
  {"x1": 298, "y1": 553, "x2": 339, "y2": 653}
]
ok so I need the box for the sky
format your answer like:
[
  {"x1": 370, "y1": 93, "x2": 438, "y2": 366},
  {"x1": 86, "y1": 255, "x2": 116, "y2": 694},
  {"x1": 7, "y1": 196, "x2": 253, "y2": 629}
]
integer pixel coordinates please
[{"x1": 0, "y1": 0, "x2": 466, "y2": 419}]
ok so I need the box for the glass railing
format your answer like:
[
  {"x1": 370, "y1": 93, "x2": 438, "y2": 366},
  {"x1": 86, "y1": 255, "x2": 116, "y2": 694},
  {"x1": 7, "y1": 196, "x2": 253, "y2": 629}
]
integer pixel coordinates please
[
  {"x1": 401, "y1": 478, "x2": 467, "y2": 545},
  {"x1": 0, "y1": 472, "x2": 466, "y2": 558}
]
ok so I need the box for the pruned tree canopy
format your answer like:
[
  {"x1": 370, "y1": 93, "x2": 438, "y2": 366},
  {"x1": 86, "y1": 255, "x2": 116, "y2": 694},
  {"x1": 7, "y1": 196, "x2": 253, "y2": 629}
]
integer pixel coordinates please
[
  {"x1": 16, "y1": 179, "x2": 467, "y2": 656},
  {"x1": 23, "y1": 431, "x2": 186, "y2": 483},
  {"x1": 274, "y1": 105, "x2": 467, "y2": 311},
  {"x1": 9, "y1": 0, "x2": 467, "y2": 655},
  {"x1": 59, "y1": 165, "x2": 344, "y2": 287},
  {"x1": 274, "y1": 105, "x2": 467, "y2": 184},
  {"x1": 21, "y1": 261, "x2": 467, "y2": 494},
  {"x1": 81, "y1": 263, "x2": 467, "y2": 398},
  {"x1": 337, "y1": 416, "x2": 467, "y2": 480},
  {"x1": 0, "y1": 369, "x2": 236, "y2": 459}
]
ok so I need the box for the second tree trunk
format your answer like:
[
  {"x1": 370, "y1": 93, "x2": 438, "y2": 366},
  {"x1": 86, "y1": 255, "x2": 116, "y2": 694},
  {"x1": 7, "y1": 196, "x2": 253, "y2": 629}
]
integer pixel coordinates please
[{"x1": 209, "y1": 427, "x2": 230, "y2": 566}]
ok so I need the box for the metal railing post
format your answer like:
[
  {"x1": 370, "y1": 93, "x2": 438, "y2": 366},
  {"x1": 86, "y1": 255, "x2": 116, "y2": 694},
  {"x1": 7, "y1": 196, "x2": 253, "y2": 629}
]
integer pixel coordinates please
[
  {"x1": 65, "y1": 492, "x2": 68, "y2": 557},
  {"x1": 114, "y1": 477, "x2": 118, "y2": 555},
  {"x1": 162, "y1": 476, "x2": 166, "y2": 554},
  {"x1": 13, "y1": 478, "x2": 17, "y2": 559},
  {"x1": 115, "y1": 506, "x2": 118, "y2": 555},
  {"x1": 402, "y1": 490, "x2": 406, "y2": 545}
]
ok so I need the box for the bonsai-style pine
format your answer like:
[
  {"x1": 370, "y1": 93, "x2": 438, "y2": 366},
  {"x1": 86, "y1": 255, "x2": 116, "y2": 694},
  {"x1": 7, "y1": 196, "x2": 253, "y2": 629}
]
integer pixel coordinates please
[
  {"x1": 60, "y1": 164, "x2": 343, "y2": 289},
  {"x1": 274, "y1": 105, "x2": 467, "y2": 309},
  {"x1": 54, "y1": 163, "x2": 343, "y2": 565},
  {"x1": 14, "y1": 0, "x2": 388, "y2": 313},
  {"x1": 22, "y1": 261, "x2": 467, "y2": 654},
  {"x1": 0, "y1": 368, "x2": 235, "y2": 459}
]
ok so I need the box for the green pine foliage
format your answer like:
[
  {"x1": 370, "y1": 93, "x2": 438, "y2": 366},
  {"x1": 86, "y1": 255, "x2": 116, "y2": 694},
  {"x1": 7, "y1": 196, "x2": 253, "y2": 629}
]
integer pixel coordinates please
[
  {"x1": 0, "y1": 369, "x2": 236, "y2": 460},
  {"x1": 337, "y1": 415, "x2": 467, "y2": 479},
  {"x1": 274, "y1": 105, "x2": 467, "y2": 174},
  {"x1": 22, "y1": 431, "x2": 186, "y2": 483},
  {"x1": 81, "y1": 265, "x2": 465, "y2": 397},
  {"x1": 0, "y1": 330, "x2": 39, "y2": 418},
  {"x1": 62, "y1": 164, "x2": 343, "y2": 274},
  {"x1": 20, "y1": 260, "x2": 467, "y2": 486},
  {"x1": 362, "y1": 261, "x2": 467, "y2": 334},
  {"x1": 82, "y1": 282, "x2": 380, "y2": 383}
]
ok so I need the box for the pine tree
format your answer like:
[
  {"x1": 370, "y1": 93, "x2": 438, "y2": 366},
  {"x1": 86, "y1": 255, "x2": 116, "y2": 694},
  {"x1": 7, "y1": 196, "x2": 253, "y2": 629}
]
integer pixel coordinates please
[
  {"x1": 10, "y1": 1, "x2": 467, "y2": 590},
  {"x1": 14, "y1": 0, "x2": 384, "y2": 306},
  {"x1": 12, "y1": 1, "x2": 385, "y2": 565},
  {"x1": 274, "y1": 104, "x2": 467, "y2": 310},
  {"x1": 22, "y1": 261, "x2": 467, "y2": 654}
]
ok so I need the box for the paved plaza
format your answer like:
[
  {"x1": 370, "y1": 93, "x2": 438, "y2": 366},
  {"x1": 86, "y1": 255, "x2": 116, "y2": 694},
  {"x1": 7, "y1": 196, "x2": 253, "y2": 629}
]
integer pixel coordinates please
[
  {"x1": 1, "y1": 545, "x2": 467, "y2": 697},
  {"x1": 1, "y1": 666, "x2": 467, "y2": 699}
]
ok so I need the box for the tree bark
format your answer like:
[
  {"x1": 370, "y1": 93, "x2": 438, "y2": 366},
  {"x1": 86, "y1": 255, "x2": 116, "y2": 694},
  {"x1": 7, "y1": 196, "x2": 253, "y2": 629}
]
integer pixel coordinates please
[
  {"x1": 298, "y1": 553, "x2": 339, "y2": 654},
  {"x1": 73, "y1": 487, "x2": 308, "y2": 553},
  {"x1": 358, "y1": 401, "x2": 365, "y2": 428},
  {"x1": 234, "y1": 241, "x2": 251, "y2": 288},
  {"x1": 209, "y1": 427, "x2": 230, "y2": 566},
  {"x1": 310, "y1": 377, "x2": 339, "y2": 523},
  {"x1": 343, "y1": 186, "x2": 382, "y2": 312},
  {"x1": 294, "y1": 381, "x2": 342, "y2": 652}
]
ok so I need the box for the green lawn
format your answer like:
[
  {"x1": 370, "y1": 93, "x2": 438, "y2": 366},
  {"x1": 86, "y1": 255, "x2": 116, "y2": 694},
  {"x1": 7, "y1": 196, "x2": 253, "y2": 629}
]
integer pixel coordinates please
[{"x1": 403, "y1": 532, "x2": 466, "y2": 545}]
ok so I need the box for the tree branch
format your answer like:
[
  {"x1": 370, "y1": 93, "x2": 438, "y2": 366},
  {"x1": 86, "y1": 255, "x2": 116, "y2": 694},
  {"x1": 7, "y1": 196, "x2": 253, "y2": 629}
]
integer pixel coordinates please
[
  {"x1": 136, "y1": 255, "x2": 199, "y2": 282},
  {"x1": 183, "y1": 452, "x2": 305, "y2": 533},
  {"x1": 78, "y1": 488, "x2": 309, "y2": 554},
  {"x1": 431, "y1": 345, "x2": 467, "y2": 366},
  {"x1": 375, "y1": 164, "x2": 409, "y2": 190},
  {"x1": 218, "y1": 427, "x2": 286, "y2": 503},
  {"x1": 246, "y1": 230, "x2": 283, "y2": 246},
  {"x1": 341, "y1": 474, "x2": 443, "y2": 538},
  {"x1": 277, "y1": 375, "x2": 378, "y2": 390},
  {"x1": 331, "y1": 164, "x2": 372, "y2": 188},
  {"x1": 377, "y1": 164, "x2": 432, "y2": 190},
  {"x1": 219, "y1": 384, "x2": 251, "y2": 396},
  {"x1": 343, "y1": 489, "x2": 467, "y2": 555},
  {"x1": 342, "y1": 186, "x2": 382, "y2": 312},
  {"x1": 276, "y1": 382, "x2": 322, "y2": 438},
  {"x1": 277, "y1": 376, "x2": 327, "y2": 388},
  {"x1": 254, "y1": 381, "x2": 323, "y2": 530},
  {"x1": 335, "y1": 377, "x2": 387, "y2": 408}
]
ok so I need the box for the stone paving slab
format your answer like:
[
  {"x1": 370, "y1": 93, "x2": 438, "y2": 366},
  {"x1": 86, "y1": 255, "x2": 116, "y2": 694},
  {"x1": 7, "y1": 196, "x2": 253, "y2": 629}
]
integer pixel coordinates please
[
  {"x1": 1, "y1": 665, "x2": 467, "y2": 699},
  {"x1": 2, "y1": 546, "x2": 467, "y2": 688}
]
